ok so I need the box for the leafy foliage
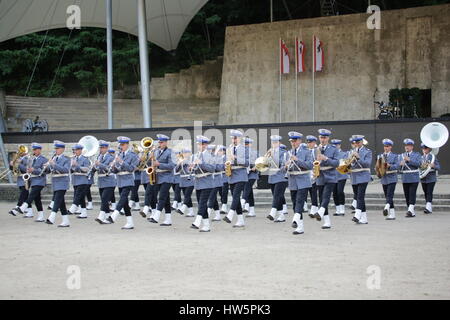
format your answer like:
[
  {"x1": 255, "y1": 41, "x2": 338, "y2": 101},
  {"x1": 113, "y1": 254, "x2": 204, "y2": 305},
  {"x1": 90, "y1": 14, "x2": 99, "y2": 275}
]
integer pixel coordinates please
[{"x1": 0, "y1": 0, "x2": 448, "y2": 97}]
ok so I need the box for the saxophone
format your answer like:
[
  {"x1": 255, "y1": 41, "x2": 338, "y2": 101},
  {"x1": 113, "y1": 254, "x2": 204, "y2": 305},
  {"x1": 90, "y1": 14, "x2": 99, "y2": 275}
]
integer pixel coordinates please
[
  {"x1": 312, "y1": 147, "x2": 322, "y2": 179},
  {"x1": 225, "y1": 144, "x2": 233, "y2": 177}
]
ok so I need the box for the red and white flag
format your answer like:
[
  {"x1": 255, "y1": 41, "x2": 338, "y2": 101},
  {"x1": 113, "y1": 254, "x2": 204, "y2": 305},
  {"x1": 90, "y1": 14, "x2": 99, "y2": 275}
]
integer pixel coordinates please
[
  {"x1": 313, "y1": 36, "x2": 324, "y2": 72},
  {"x1": 280, "y1": 39, "x2": 290, "y2": 74},
  {"x1": 295, "y1": 38, "x2": 306, "y2": 73}
]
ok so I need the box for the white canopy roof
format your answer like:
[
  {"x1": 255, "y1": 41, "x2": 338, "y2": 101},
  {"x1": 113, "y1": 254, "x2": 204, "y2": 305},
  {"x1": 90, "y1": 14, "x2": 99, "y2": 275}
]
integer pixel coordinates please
[{"x1": 0, "y1": 0, "x2": 208, "y2": 51}]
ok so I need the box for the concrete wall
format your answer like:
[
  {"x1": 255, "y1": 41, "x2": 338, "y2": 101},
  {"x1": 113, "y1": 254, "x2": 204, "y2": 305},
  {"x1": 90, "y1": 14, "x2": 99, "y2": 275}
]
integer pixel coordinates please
[{"x1": 218, "y1": 4, "x2": 450, "y2": 125}]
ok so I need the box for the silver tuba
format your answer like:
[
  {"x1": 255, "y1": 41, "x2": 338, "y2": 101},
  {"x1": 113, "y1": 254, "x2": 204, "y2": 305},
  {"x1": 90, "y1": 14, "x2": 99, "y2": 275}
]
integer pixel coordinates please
[{"x1": 419, "y1": 122, "x2": 448, "y2": 179}]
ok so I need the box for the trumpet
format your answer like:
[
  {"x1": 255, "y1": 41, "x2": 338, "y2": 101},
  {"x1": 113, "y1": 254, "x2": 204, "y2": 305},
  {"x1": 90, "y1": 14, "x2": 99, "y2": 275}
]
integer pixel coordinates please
[{"x1": 39, "y1": 152, "x2": 57, "y2": 177}]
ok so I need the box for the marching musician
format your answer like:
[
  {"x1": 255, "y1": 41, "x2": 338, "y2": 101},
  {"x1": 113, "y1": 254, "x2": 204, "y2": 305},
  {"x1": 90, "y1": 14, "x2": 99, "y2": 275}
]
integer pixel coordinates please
[
  {"x1": 191, "y1": 136, "x2": 216, "y2": 232},
  {"x1": 107, "y1": 136, "x2": 140, "y2": 229},
  {"x1": 349, "y1": 135, "x2": 372, "y2": 225},
  {"x1": 108, "y1": 148, "x2": 118, "y2": 211},
  {"x1": 285, "y1": 133, "x2": 313, "y2": 235},
  {"x1": 223, "y1": 130, "x2": 250, "y2": 228},
  {"x1": 349, "y1": 141, "x2": 358, "y2": 213},
  {"x1": 147, "y1": 134, "x2": 175, "y2": 226},
  {"x1": 420, "y1": 143, "x2": 440, "y2": 214},
  {"x1": 217, "y1": 145, "x2": 229, "y2": 215},
  {"x1": 68, "y1": 144, "x2": 90, "y2": 219},
  {"x1": 86, "y1": 173, "x2": 94, "y2": 210},
  {"x1": 171, "y1": 150, "x2": 183, "y2": 212},
  {"x1": 331, "y1": 139, "x2": 348, "y2": 216},
  {"x1": 8, "y1": 148, "x2": 31, "y2": 216},
  {"x1": 94, "y1": 140, "x2": 117, "y2": 224},
  {"x1": 206, "y1": 145, "x2": 223, "y2": 221},
  {"x1": 242, "y1": 137, "x2": 259, "y2": 218},
  {"x1": 306, "y1": 136, "x2": 319, "y2": 219},
  {"x1": 45, "y1": 141, "x2": 71, "y2": 227},
  {"x1": 140, "y1": 141, "x2": 158, "y2": 220},
  {"x1": 378, "y1": 139, "x2": 399, "y2": 220},
  {"x1": 314, "y1": 129, "x2": 339, "y2": 229},
  {"x1": 399, "y1": 138, "x2": 421, "y2": 218},
  {"x1": 266, "y1": 134, "x2": 288, "y2": 222},
  {"x1": 18, "y1": 143, "x2": 47, "y2": 220},
  {"x1": 177, "y1": 148, "x2": 195, "y2": 217},
  {"x1": 279, "y1": 143, "x2": 289, "y2": 214},
  {"x1": 129, "y1": 155, "x2": 142, "y2": 212}
]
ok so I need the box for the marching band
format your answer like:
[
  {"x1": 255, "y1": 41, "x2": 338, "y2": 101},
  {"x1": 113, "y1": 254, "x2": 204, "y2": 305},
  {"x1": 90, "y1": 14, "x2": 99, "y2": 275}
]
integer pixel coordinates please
[{"x1": 4, "y1": 123, "x2": 448, "y2": 235}]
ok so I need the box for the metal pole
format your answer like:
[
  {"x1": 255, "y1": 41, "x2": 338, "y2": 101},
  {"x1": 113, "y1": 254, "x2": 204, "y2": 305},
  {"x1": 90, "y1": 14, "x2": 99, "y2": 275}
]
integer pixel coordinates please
[
  {"x1": 295, "y1": 37, "x2": 298, "y2": 122},
  {"x1": 279, "y1": 38, "x2": 282, "y2": 123},
  {"x1": 106, "y1": 0, "x2": 114, "y2": 129},
  {"x1": 0, "y1": 133, "x2": 12, "y2": 183},
  {"x1": 137, "y1": 0, "x2": 152, "y2": 128},
  {"x1": 312, "y1": 35, "x2": 315, "y2": 122},
  {"x1": 270, "y1": 0, "x2": 273, "y2": 22}
]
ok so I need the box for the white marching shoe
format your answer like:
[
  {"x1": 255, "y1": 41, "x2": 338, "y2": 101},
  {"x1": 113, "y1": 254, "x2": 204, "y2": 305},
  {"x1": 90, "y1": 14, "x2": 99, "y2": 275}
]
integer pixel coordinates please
[
  {"x1": 96, "y1": 211, "x2": 105, "y2": 224},
  {"x1": 424, "y1": 202, "x2": 432, "y2": 214},
  {"x1": 200, "y1": 219, "x2": 211, "y2": 232},
  {"x1": 293, "y1": 220, "x2": 304, "y2": 235},
  {"x1": 315, "y1": 207, "x2": 325, "y2": 221},
  {"x1": 351, "y1": 199, "x2": 357, "y2": 211},
  {"x1": 353, "y1": 209, "x2": 362, "y2": 223},
  {"x1": 19, "y1": 202, "x2": 29, "y2": 215},
  {"x1": 406, "y1": 204, "x2": 416, "y2": 218},
  {"x1": 358, "y1": 212, "x2": 368, "y2": 224},
  {"x1": 282, "y1": 204, "x2": 288, "y2": 215},
  {"x1": 58, "y1": 214, "x2": 70, "y2": 228},
  {"x1": 340, "y1": 205, "x2": 346, "y2": 215},
  {"x1": 75, "y1": 206, "x2": 82, "y2": 214},
  {"x1": 128, "y1": 200, "x2": 135, "y2": 209},
  {"x1": 212, "y1": 210, "x2": 221, "y2": 221},
  {"x1": 68, "y1": 204, "x2": 77, "y2": 214},
  {"x1": 86, "y1": 202, "x2": 93, "y2": 210},
  {"x1": 191, "y1": 215, "x2": 202, "y2": 229},
  {"x1": 133, "y1": 202, "x2": 141, "y2": 211},
  {"x1": 267, "y1": 208, "x2": 277, "y2": 221},
  {"x1": 244, "y1": 203, "x2": 250, "y2": 212},
  {"x1": 246, "y1": 206, "x2": 255, "y2": 217},
  {"x1": 383, "y1": 203, "x2": 390, "y2": 216},
  {"x1": 334, "y1": 205, "x2": 345, "y2": 216},
  {"x1": 47, "y1": 201, "x2": 54, "y2": 210},
  {"x1": 292, "y1": 213, "x2": 301, "y2": 228},
  {"x1": 386, "y1": 208, "x2": 396, "y2": 220},
  {"x1": 140, "y1": 206, "x2": 149, "y2": 218},
  {"x1": 149, "y1": 210, "x2": 161, "y2": 223},
  {"x1": 77, "y1": 208, "x2": 88, "y2": 219},
  {"x1": 24, "y1": 207, "x2": 34, "y2": 218},
  {"x1": 177, "y1": 204, "x2": 187, "y2": 215},
  {"x1": 322, "y1": 215, "x2": 331, "y2": 229},
  {"x1": 35, "y1": 211, "x2": 45, "y2": 222},
  {"x1": 121, "y1": 216, "x2": 134, "y2": 230},
  {"x1": 233, "y1": 214, "x2": 245, "y2": 228},
  {"x1": 309, "y1": 205, "x2": 318, "y2": 218},
  {"x1": 223, "y1": 210, "x2": 235, "y2": 223},
  {"x1": 275, "y1": 211, "x2": 286, "y2": 222},
  {"x1": 110, "y1": 203, "x2": 117, "y2": 211},
  {"x1": 171, "y1": 201, "x2": 178, "y2": 210},
  {"x1": 185, "y1": 207, "x2": 195, "y2": 217},
  {"x1": 303, "y1": 202, "x2": 308, "y2": 213},
  {"x1": 46, "y1": 212, "x2": 56, "y2": 224},
  {"x1": 240, "y1": 198, "x2": 246, "y2": 208},
  {"x1": 220, "y1": 204, "x2": 228, "y2": 214},
  {"x1": 108, "y1": 210, "x2": 120, "y2": 223},
  {"x1": 160, "y1": 214, "x2": 172, "y2": 226},
  {"x1": 207, "y1": 208, "x2": 214, "y2": 218}
]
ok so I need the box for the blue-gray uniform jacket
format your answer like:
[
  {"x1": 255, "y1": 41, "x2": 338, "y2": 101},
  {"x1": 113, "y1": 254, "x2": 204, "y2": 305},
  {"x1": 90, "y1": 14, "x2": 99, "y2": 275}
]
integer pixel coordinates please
[
  {"x1": 179, "y1": 159, "x2": 194, "y2": 188},
  {"x1": 379, "y1": 152, "x2": 400, "y2": 185},
  {"x1": 212, "y1": 154, "x2": 224, "y2": 188},
  {"x1": 228, "y1": 144, "x2": 249, "y2": 184},
  {"x1": 315, "y1": 144, "x2": 339, "y2": 186},
  {"x1": 350, "y1": 147, "x2": 373, "y2": 185},
  {"x1": 111, "y1": 150, "x2": 140, "y2": 188},
  {"x1": 71, "y1": 155, "x2": 90, "y2": 186},
  {"x1": 46, "y1": 155, "x2": 71, "y2": 191},
  {"x1": 309, "y1": 148, "x2": 317, "y2": 185},
  {"x1": 193, "y1": 151, "x2": 216, "y2": 190},
  {"x1": 287, "y1": 146, "x2": 313, "y2": 190},
  {"x1": 140, "y1": 156, "x2": 151, "y2": 185},
  {"x1": 420, "y1": 153, "x2": 441, "y2": 184},
  {"x1": 172, "y1": 166, "x2": 181, "y2": 184},
  {"x1": 16, "y1": 156, "x2": 29, "y2": 187},
  {"x1": 268, "y1": 147, "x2": 288, "y2": 185},
  {"x1": 95, "y1": 153, "x2": 117, "y2": 189},
  {"x1": 336, "y1": 150, "x2": 349, "y2": 181},
  {"x1": 219, "y1": 154, "x2": 228, "y2": 185},
  {"x1": 30, "y1": 155, "x2": 48, "y2": 187},
  {"x1": 155, "y1": 147, "x2": 175, "y2": 184},
  {"x1": 247, "y1": 148, "x2": 259, "y2": 181},
  {"x1": 399, "y1": 151, "x2": 421, "y2": 183}
]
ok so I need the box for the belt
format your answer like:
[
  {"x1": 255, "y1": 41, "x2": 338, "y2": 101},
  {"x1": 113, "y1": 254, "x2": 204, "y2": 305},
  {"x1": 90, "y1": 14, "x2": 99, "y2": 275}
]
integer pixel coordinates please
[
  {"x1": 195, "y1": 172, "x2": 212, "y2": 178},
  {"x1": 288, "y1": 170, "x2": 311, "y2": 176},
  {"x1": 180, "y1": 174, "x2": 191, "y2": 178},
  {"x1": 213, "y1": 172, "x2": 223, "y2": 176},
  {"x1": 52, "y1": 174, "x2": 69, "y2": 178},
  {"x1": 97, "y1": 174, "x2": 111, "y2": 177},
  {"x1": 268, "y1": 168, "x2": 281, "y2": 173},
  {"x1": 350, "y1": 168, "x2": 371, "y2": 173},
  {"x1": 320, "y1": 166, "x2": 333, "y2": 171},
  {"x1": 173, "y1": 172, "x2": 180, "y2": 176},
  {"x1": 30, "y1": 174, "x2": 41, "y2": 178},
  {"x1": 117, "y1": 171, "x2": 133, "y2": 176},
  {"x1": 156, "y1": 169, "x2": 169, "y2": 173},
  {"x1": 72, "y1": 173, "x2": 88, "y2": 176},
  {"x1": 401, "y1": 170, "x2": 419, "y2": 173},
  {"x1": 231, "y1": 166, "x2": 246, "y2": 169},
  {"x1": 385, "y1": 170, "x2": 397, "y2": 174}
]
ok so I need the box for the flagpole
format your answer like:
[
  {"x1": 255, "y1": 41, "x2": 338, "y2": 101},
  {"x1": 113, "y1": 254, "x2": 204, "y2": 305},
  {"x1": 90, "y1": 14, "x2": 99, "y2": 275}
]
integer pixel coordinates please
[
  {"x1": 312, "y1": 35, "x2": 315, "y2": 122},
  {"x1": 279, "y1": 38, "x2": 282, "y2": 123},
  {"x1": 295, "y1": 38, "x2": 298, "y2": 122}
]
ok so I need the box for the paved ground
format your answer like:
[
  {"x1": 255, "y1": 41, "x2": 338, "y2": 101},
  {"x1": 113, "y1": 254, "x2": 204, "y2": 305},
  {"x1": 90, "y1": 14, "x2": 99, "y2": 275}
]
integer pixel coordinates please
[{"x1": 0, "y1": 201, "x2": 449, "y2": 300}]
